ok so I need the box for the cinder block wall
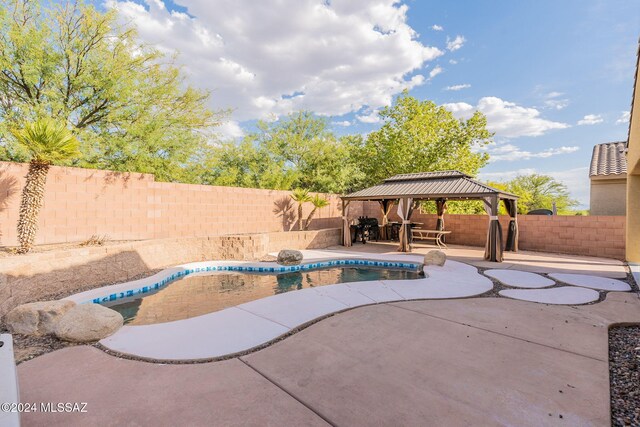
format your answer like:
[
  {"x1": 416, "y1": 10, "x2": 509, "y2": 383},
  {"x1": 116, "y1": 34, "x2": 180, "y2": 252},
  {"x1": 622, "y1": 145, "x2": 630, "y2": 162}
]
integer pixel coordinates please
[
  {"x1": 0, "y1": 229, "x2": 342, "y2": 317},
  {"x1": 362, "y1": 203, "x2": 626, "y2": 259},
  {"x1": 0, "y1": 162, "x2": 361, "y2": 246}
]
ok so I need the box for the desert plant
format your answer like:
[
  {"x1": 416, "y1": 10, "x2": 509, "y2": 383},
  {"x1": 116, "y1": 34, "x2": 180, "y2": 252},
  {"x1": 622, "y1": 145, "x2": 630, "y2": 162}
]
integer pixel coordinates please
[
  {"x1": 12, "y1": 118, "x2": 80, "y2": 253},
  {"x1": 290, "y1": 188, "x2": 311, "y2": 230},
  {"x1": 304, "y1": 195, "x2": 329, "y2": 230},
  {"x1": 80, "y1": 234, "x2": 109, "y2": 247}
]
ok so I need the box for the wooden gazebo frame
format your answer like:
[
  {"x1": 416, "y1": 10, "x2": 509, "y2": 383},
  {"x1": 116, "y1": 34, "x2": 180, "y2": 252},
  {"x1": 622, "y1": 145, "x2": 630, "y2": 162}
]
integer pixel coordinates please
[{"x1": 340, "y1": 171, "x2": 519, "y2": 262}]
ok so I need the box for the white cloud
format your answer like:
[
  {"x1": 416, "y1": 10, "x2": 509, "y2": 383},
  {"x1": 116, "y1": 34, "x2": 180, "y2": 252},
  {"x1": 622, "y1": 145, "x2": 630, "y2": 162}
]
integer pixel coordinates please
[
  {"x1": 482, "y1": 142, "x2": 579, "y2": 162},
  {"x1": 577, "y1": 114, "x2": 604, "y2": 125},
  {"x1": 332, "y1": 120, "x2": 352, "y2": 127},
  {"x1": 616, "y1": 111, "x2": 630, "y2": 125},
  {"x1": 543, "y1": 92, "x2": 569, "y2": 110},
  {"x1": 356, "y1": 109, "x2": 381, "y2": 123},
  {"x1": 214, "y1": 120, "x2": 245, "y2": 139},
  {"x1": 449, "y1": 59, "x2": 458, "y2": 65},
  {"x1": 479, "y1": 167, "x2": 589, "y2": 208},
  {"x1": 443, "y1": 97, "x2": 570, "y2": 138},
  {"x1": 544, "y1": 99, "x2": 569, "y2": 110},
  {"x1": 428, "y1": 65, "x2": 443, "y2": 80},
  {"x1": 446, "y1": 35, "x2": 466, "y2": 51},
  {"x1": 444, "y1": 83, "x2": 471, "y2": 91},
  {"x1": 108, "y1": 0, "x2": 443, "y2": 122},
  {"x1": 431, "y1": 24, "x2": 443, "y2": 31}
]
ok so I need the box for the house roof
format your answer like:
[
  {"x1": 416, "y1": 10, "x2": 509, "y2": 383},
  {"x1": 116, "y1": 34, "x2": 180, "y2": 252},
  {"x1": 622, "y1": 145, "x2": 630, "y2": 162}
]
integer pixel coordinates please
[
  {"x1": 342, "y1": 170, "x2": 518, "y2": 201},
  {"x1": 589, "y1": 142, "x2": 627, "y2": 177}
]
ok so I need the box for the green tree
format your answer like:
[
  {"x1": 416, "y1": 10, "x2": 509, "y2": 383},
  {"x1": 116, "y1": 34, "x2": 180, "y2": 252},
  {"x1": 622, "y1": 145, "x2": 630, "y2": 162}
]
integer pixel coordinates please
[
  {"x1": 351, "y1": 92, "x2": 492, "y2": 187},
  {"x1": 420, "y1": 200, "x2": 486, "y2": 215},
  {"x1": 246, "y1": 111, "x2": 363, "y2": 193},
  {"x1": 201, "y1": 140, "x2": 297, "y2": 190},
  {"x1": 0, "y1": 0, "x2": 223, "y2": 181},
  {"x1": 499, "y1": 174, "x2": 578, "y2": 214},
  {"x1": 203, "y1": 112, "x2": 364, "y2": 193},
  {"x1": 290, "y1": 188, "x2": 311, "y2": 231},
  {"x1": 304, "y1": 194, "x2": 329, "y2": 230},
  {"x1": 11, "y1": 118, "x2": 79, "y2": 253}
]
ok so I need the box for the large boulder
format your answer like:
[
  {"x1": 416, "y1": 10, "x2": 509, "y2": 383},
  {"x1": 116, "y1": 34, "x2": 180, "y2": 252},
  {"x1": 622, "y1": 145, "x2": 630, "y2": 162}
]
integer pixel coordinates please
[
  {"x1": 4, "y1": 300, "x2": 76, "y2": 336},
  {"x1": 277, "y1": 249, "x2": 303, "y2": 266},
  {"x1": 424, "y1": 250, "x2": 446, "y2": 267},
  {"x1": 54, "y1": 304, "x2": 124, "y2": 343}
]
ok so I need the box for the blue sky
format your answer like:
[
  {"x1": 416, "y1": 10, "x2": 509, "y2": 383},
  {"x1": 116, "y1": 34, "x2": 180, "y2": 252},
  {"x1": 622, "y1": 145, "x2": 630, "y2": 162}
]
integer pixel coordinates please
[{"x1": 103, "y1": 0, "x2": 639, "y2": 207}]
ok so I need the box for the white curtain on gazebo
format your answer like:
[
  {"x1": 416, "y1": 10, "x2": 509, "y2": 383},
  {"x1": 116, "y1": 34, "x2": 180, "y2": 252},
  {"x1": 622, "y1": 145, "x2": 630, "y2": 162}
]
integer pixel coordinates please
[
  {"x1": 341, "y1": 201, "x2": 351, "y2": 247},
  {"x1": 397, "y1": 197, "x2": 414, "y2": 252}
]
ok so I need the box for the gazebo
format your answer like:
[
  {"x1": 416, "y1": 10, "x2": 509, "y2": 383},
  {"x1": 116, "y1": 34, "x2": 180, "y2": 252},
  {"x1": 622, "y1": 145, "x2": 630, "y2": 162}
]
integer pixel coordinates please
[{"x1": 340, "y1": 171, "x2": 519, "y2": 262}]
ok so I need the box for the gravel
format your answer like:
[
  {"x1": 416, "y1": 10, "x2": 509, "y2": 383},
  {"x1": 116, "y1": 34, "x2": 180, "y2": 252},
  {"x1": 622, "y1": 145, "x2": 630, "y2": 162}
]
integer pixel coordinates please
[{"x1": 609, "y1": 325, "x2": 640, "y2": 426}]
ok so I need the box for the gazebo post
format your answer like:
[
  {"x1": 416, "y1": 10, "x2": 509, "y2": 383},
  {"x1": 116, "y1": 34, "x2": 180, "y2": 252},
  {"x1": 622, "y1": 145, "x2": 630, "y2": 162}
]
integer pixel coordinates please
[
  {"x1": 436, "y1": 198, "x2": 447, "y2": 243},
  {"x1": 397, "y1": 196, "x2": 415, "y2": 252},
  {"x1": 341, "y1": 199, "x2": 351, "y2": 247},
  {"x1": 504, "y1": 198, "x2": 519, "y2": 252},
  {"x1": 484, "y1": 195, "x2": 504, "y2": 262},
  {"x1": 379, "y1": 199, "x2": 393, "y2": 240},
  {"x1": 513, "y1": 199, "x2": 518, "y2": 251}
]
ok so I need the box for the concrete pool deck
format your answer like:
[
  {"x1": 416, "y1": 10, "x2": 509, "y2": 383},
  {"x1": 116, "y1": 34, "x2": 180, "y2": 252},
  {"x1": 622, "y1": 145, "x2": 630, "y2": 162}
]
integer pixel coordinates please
[{"x1": 14, "y1": 245, "x2": 640, "y2": 426}]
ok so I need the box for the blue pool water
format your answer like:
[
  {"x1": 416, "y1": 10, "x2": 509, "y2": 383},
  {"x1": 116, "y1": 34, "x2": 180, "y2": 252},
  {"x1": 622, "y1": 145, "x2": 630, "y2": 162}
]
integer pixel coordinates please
[{"x1": 104, "y1": 266, "x2": 422, "y2": 325}]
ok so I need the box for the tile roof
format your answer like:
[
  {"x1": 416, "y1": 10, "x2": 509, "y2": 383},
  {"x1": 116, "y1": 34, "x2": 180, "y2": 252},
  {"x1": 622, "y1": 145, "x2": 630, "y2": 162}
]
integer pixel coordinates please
[
  {"x1": 343, "y1": 170, "x2": 517, "y2": 200},
  {"x1": 589, "y1": 142, "x2": 627, "y2": 177}
]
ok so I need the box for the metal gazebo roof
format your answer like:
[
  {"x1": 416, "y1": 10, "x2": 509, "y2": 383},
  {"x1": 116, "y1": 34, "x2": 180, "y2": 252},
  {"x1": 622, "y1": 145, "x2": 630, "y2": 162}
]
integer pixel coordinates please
[{"x1": 341, "y1": 170, "x2": 518, "y2": 201}]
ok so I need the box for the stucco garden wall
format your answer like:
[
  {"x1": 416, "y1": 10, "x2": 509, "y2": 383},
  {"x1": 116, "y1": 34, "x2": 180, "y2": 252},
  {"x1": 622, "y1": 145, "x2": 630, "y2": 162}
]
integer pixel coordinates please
[
  {"x1": 0, "y1": 229, "x2": 341, "y2": 317},
  {"x1": 590, "y1": 178, "x2": 626, "y2": 216},
  {"x1": 362, "y1": 203, "x2": 626, "y2": 260}
]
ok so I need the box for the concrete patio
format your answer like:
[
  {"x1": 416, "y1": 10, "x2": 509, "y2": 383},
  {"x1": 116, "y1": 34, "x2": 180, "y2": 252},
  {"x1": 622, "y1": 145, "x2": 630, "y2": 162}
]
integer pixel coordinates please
[{"x1": 15, "y1": 245, "x2": 640, "y2": 426}]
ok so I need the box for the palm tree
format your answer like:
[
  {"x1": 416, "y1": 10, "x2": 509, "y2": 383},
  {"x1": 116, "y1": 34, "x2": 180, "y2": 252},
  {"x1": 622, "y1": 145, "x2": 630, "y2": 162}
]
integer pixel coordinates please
[
  {"x1": 304, "y1": 195, "x2": 329, "y2": 230},
  {"x1": 290, "y1": 188, "x2": 311, "y2": 230},
  {"x1": 11, "y1": 118, "x2": 80, "y2": 253}
]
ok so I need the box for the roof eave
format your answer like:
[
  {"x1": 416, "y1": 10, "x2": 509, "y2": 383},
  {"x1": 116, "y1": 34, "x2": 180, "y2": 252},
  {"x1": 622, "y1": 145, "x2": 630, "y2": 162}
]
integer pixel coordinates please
[{"x1": 341, "y1": 192, "x2": 518, "y2": 201}]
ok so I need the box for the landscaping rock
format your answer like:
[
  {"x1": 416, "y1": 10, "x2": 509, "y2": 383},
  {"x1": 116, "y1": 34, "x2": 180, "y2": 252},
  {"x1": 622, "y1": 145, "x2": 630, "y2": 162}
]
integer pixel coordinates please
[
  {"x1": 4, "y1": 300, "x2": 76, "y2": 336},
  {"x1": 259, "y1": 254, "x2": 278, "y2": 262},
  {"x1": 277, "y1": 249, "x2": 303, "y2": 265},
  {"x1": 424, "y1": 250, "x2": 446, "y2": 266},
  {"x1": 54, "y1": 304, "x2": 123, "y2": 343}
]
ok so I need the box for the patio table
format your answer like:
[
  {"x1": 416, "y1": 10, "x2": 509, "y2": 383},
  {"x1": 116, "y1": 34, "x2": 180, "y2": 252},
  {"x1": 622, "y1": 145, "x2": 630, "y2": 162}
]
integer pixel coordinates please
[{"x1": 411, "y1": 229, "x2": 451, "y2": 249}]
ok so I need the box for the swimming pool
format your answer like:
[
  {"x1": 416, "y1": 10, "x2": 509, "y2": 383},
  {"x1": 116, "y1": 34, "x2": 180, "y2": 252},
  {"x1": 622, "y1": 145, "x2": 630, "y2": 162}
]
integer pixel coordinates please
[{"x1": 104, "y1": 265, "x2": 423, "y2": 325}]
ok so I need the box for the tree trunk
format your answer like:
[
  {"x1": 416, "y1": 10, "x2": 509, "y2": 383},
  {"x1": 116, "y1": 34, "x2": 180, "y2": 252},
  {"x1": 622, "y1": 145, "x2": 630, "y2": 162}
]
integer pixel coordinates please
[
  {"x1": 304, "y1": 207, "x2": 318, "y2": 231},
  {"x1": 17, "y1": 161, "x2": 50, "y2": 253},
  {"x1": 298, "y1": 203, "x2": 304, "y2": 231}
]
